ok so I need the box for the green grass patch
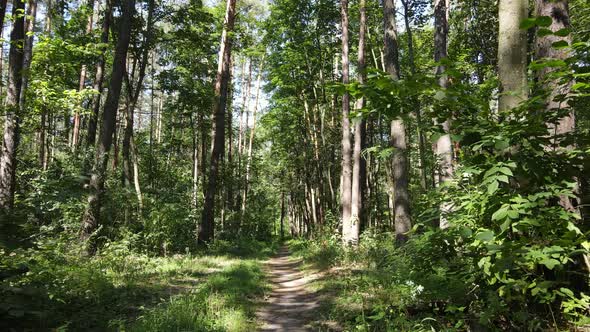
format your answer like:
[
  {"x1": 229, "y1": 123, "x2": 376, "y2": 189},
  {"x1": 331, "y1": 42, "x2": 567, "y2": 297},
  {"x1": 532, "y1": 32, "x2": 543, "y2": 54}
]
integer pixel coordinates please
[{"x1": 1, "y1": 237, "x2": 274, "y2": 331}]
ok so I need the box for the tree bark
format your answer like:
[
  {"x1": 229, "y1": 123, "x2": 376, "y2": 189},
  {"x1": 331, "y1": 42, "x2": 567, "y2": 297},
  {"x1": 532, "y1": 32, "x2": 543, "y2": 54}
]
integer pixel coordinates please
[
  {"x1": 534, "y1": 0, "x2": 573, "y2": 147},
  {"x1": 86, "y1": 0, "x2": 112, "y2": 149},
  {"x1": 534, "y1": 0, "x2": 580, "y2": 213},
  {"x1": 401, "y1": 0, "x2": 428, "y2": 190},
  {"x1": 383, "y1": 0, "x2": 411, "y2": 244},
  {"x1": 349, "y1": 0, "x2": 367, "y2": 246},
  {"x1": 240, "y1": 56, "x2": 264, "y2": 226},
  {"x1": 434, "y1": 0, "x2": 454, "y2": 228},
  {"x1": 0, "y1": 0, "x2": 8, "y2": 37},
  {"x1": 80, "y1": 0, "x2": 134, "y2": 244},
  {"x1": 280, "y1": 191, "x2": 285, "y2": 240},
  {"x1": 340, "y1": 0, "x2": 353, "y2": 245},
  {"x1": 0, "y1": 0, "x2": 26, "y2": 212},
  {"x1": 199, "y1": 0, "x2": 236, "y2": 244},
  {"x1": 19, "y1": 0, "x2": 37, "y2": 109},
  {"x1": 498, "y1": 0, "x2": 528, "y2": 112},
  {"x1": 72, "y1": 0, "x2": 95, "y2": 150}
]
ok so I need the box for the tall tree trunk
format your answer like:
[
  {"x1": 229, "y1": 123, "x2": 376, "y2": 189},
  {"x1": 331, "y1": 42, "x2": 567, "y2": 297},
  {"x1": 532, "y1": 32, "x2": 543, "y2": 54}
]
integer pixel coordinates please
[
  {"x1": 86, "y1": 0, "x2": 112, "y2": 149},
  {"x1": 349, "y1": 0, "x2": 366, "y2": 245},
  {"x1": 122, "y1": 0, "x2": 154, "y2": 199},
  {"x1": 226, "y1": 58, "x2": 235, "y2": 213},
  {"x1": 72, "y1": 0, "x2": 95, "y2": 150},
  {"x1": 199, "y1": 0, "x2": 236, "y2": 244},
  {"x1": 240, "y1": 57, "x2": 264, "y2": 226},
  {"x1": 535, "y1": 0, "x2": 573, "y2": 148},
  {"x1": 534, "y1": 0, "x2": 580, "y2": 214},
  {"x1": 383, "y1": 0, "x2": 411, "y2": 244},
  {"x1": 0, "y1": 0, "x2": 8, "y2": 37},
  {"x1": 401, "y1": 0, "x2": 428, "y2": 190},
  {"x1": 0, "y1": 0, "x2": 25, "y2": 212},
  {"x1": 19, "y1": 0, "x2": 37, "y2": 109},
  {"x1": 191, "y1": 114, "x2": 199, "y2": 215},
  {"x1": 340, "y1": 0, "x2": 353, "y2": 245},
  {"x1": 280, "y1": 191, "x2": 285, "y2": 240},
  {"x1": 498, "y1": 0, "x2": 528, "y2": 112},
  {"x1": 434, "y1": 0, "x2": 454, "y2": 228},
  {"x1": 80, "y1": 0, "x2": 134, "y2": 244}
]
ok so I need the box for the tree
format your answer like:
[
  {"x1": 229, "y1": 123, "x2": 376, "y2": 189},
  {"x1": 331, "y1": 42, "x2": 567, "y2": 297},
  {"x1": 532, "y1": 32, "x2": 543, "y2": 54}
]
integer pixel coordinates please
[
  {"x1": 81, "y1": 0, "x2": 135, "y2": 243},
  {"x1": 71, "y1": 0, "x2": 95, "y2": 150},
  {"x1": 349, "y1": 0, "x2": 367, "y2": 245},
  {"x1": 535, "y1": 0, "x2": 573, "y2": 147},
  {"x1": 498, "y1": 0, "x2": 528, "y2": 112},
  {"x1": 433, "y1": 0, "x2": 453, "y2": 228},
  {"x1": 86, "y1": 0, "x2": 112, "y2": 149},
  {"x1": 340, "y1": 0, "x2": 353, "y2": 245},
  {"x1": 0, "y1": 0, "x2": 26, "y2": 213},
  {"x1": 383, "y1": 0, "x2": 411, "y2": 243},
  {"x1": 200, "y1": 0, "x2": 237, "y2": 244}
]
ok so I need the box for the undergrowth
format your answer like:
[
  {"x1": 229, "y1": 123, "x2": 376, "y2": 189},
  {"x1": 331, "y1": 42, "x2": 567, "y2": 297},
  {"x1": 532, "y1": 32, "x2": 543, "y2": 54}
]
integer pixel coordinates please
[
  {"x1": 288, "y1": 230, "x2": 590, "y2": 332},
  {"x1": 0, "y1": 235, "x2": 276, "y2": 331}
]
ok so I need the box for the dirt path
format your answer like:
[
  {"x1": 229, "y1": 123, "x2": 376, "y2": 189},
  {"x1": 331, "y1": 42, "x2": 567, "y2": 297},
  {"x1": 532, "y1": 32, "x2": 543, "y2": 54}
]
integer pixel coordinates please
[{"x1": 257, "y1": 246, "x2": 321, "y2": 331}]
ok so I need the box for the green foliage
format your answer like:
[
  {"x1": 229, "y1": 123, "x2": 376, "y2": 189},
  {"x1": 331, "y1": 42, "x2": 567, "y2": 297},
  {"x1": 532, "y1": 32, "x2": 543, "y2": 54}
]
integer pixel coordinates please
[{"x1": 0, "y1": 236, "x2": 273, "y2": 330}]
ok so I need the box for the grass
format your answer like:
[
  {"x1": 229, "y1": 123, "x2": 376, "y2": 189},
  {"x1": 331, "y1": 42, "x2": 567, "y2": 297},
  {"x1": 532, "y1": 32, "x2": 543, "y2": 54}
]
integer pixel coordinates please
[
  {"x1": 286, "y1": 237, "x2": 473, "y2": 332},
  {"x1": 1, "y1": 238, "x2": 276, "y2": 331}
]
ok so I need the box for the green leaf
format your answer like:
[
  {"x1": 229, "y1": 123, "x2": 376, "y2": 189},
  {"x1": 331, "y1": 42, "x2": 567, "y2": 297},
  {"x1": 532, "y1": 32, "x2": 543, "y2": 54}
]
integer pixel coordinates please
[
  {"x1": 487, "y1": 180, "x2": 499, "y2": 195},
  {"x1": 475, "y1": 230, "x2": 494, "y2": 242},
  {"x1": 500, "y1": 219, "x2": 511, "y2": 232},
  {"x1": 497, "y1": 175, "x2": 509, "y2": 183},
  {"x1": 519, "y1": 18, "x2": 537, "y2": 30},
  {"x1": 539, "y1": 258, "x2": 560, "y2": 270},
  {"x1": 498, "y1": 167, "x2": 513, "y2": 176},
  {"x1": 492, "y1": 207, "x2": 508, "y2": 221},
  {"x1": 507, "y1": 210, "x2": 519, "y2": 219},
  {"x1": 536, "y1": 16, "x2": 553, "y2": 27},
  {"x1": 537, "y1": 28, "x2": 553, "y2": 37},
  {"x1": 552, "y1": 40, "x2": 569, "y2": 49},
  {"x1": 434, "y1": 90, "x2": 446, "y2": 101},
  {"x1": 494, "y1": 139, "x2": 509, "y2": 150},
  {"x1": 553, "y1": 28, "x2": 571, "y2": 37},
  {"x1": 559, "y1": 287, "x2": 574, "y2": 298}
]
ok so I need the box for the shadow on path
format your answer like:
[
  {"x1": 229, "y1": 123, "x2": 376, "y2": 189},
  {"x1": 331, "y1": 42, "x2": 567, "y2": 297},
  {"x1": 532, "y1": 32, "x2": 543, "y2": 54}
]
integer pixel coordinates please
[{"x1": 257, "y1": 246, "x2": 321, "y2": 331}]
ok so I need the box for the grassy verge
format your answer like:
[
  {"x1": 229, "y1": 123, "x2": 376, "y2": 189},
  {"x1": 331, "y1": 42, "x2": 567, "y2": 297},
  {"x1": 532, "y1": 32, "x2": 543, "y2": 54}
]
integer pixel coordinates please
[
  {"x1": 1, "y1": 237, "x2": 277, "y2": 331},
  {"x1": 288, "y1": 233, "x2": 590, "y2": 332},
  {"x1": 287, "y1": 235, "x2": 489, "y2": 332}
]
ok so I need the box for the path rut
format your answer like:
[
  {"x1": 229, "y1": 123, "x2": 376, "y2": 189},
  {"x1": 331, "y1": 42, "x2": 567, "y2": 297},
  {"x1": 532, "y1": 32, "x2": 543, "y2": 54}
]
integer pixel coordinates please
[{"x1": 257, "y1": 246, "x2": 320, "y2": 331}]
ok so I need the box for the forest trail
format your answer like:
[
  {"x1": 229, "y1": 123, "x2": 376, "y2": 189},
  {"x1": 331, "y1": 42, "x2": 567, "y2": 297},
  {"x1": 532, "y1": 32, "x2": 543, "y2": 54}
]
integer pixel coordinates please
[{"x1": 257, "y1": 246, "x2": 321, "y2": 331}]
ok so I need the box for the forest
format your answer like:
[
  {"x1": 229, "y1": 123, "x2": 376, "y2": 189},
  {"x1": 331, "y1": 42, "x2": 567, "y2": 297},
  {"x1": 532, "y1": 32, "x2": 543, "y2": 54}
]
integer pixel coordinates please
[{"x1": 0, "y1": 0, "x2": 589, "y2": 329}]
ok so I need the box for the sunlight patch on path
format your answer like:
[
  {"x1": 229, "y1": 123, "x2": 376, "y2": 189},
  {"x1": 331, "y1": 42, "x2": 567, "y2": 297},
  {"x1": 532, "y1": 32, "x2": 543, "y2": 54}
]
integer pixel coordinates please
[{"x1": 257, "y1": 246, "x2": 322, "y2": 331}]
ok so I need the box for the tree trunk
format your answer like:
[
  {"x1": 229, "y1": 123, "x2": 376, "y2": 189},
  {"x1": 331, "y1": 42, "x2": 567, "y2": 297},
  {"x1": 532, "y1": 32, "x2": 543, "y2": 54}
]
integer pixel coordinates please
[
  {"x1": 199, "y1": 0, "x2": 236, "y2": 244},
  {"x1": 349, "y1": 0, "x2": 366, "y2": 245},
  {"x1": 19, "y1": 0, "x2": 37, "y2": 109},
  {"x1": 240, "y1": 56, "x2": 264, "y2": 226},
  {"x1": 122, "y1": 0, "x2": 154, "y2": 203},
  {"x1": 383, "y1": 0, "x2": 411, "y2": 244},
  {"x1": 534, "y1": 0, "x2": 579, "y2": 213},
  {"x1": 86, "y1": 0, "x2": 112, "y2": 149},
  {"x1": 80, "y1": 0, "x2": 134, "y2": 244},
  {"x1": 434, "y1": 0, "x2": 454, "y2": 228},
  {"x1": 340, "y1": 0, "x2": 353, "y2": 245},
  {"x1": 0, "y1": 0, "x2": 8, "y2": 38},
  {"x1": 0, "y1": 0, "x2": 25, "y2": 212},
  {"x1": 535, "y1": 0, "x2": 573, "y2": 148},
  {"x1": 498, "y1": 0, "x2": 528, "y2": 112},
  {"x1": 72, "y1": 0, "x2": 95, "y2": 150},
  {"x1": 401, "y1": 0, "x2": 428, "y2": 190},
  {"x1": 280, "y1": 191, "x2": 285, "y2": 240}
]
